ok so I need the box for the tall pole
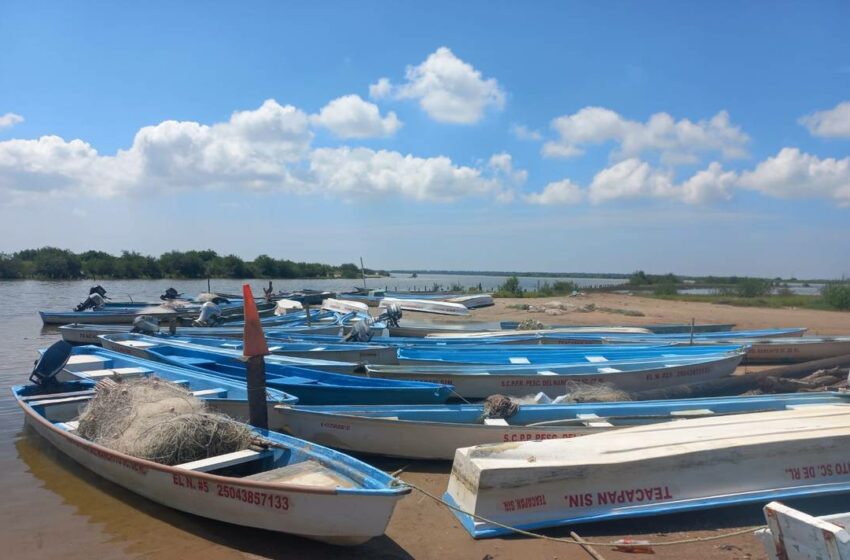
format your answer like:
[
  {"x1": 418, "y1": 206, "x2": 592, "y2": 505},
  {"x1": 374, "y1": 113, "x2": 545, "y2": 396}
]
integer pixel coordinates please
[
  {"x1": 242, "y1": 284, "x2": 269, "y2": 430},
  {"x1": 360, "y1": 257, "x2": 367, "y2": 289}
]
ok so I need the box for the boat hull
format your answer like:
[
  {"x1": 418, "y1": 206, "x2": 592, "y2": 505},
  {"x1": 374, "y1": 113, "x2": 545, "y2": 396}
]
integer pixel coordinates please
[
  {"x1": 18, "y1": 394, "x2": 406, "y2": 545},
  {"x1": 363, "y1": 353, "x2": 744, "y2": 398},
  {"x1": 446, "y1": 405, "x2": 850, "y2": 538}
]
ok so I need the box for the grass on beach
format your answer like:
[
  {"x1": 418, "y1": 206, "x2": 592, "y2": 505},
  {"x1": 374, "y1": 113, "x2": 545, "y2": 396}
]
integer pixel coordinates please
[{"x1": 647, "y1": 293, "x2": 837, "y2": 310}]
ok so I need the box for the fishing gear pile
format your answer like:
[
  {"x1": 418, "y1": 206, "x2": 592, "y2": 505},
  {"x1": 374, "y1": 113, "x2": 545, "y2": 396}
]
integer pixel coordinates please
[{"x1": 77, "y1": 378, "x2": 253, "y2": 466}]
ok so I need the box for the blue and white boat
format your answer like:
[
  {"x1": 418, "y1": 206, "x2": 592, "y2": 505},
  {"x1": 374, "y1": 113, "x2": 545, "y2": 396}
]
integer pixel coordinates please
[
  {"x1": 446, "y1": 403, "x2": 850, "y2": 538},
  {"x1": 14, "y1": 379, "x2": 408, "y2": 544},
  {"x1": 396, "y1": 343, "x2": 746, "y2": 365},
  {"x1": 99, "y1": 334, "x2": 453, "y2": 405},
  {"x1": 275, "y1": 392, "x2": 850, "y2": 460}
]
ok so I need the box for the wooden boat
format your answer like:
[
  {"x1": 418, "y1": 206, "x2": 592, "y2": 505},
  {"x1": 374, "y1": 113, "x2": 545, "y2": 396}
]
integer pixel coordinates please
[
  {"x1": 55, "y1": 345, "x2": 298, "y2": 413},
  {"x1": 59, "y1": 313, "x2": 345, "y2": 344},
  {"x1": 14, "y1": 382, "x2": 409, "y2": 544},
  {"x1": 757, "y1": 501, "x2": 850, "y2": 560},
  {"x1": 379, "y1": 297, "x2": 470, "y2": 316},
  {"x1": 155, "y1": 334, "x2": 399, "y2": 365},
  {"x1": 446, "y1": 294, "x2": 494, "y2": 309},
  {"x1": 731, "y1": 336, "x2": 850, "y2": 364},
  {"x1": 445, "y1": 404, "x2": 850, "y2": 538},
  {"x1": 273, "y1": 392, "x2": 850, "y2": 460},
  {"x1": 362, "y1": 350, "x2": 746, "y2": 398},
  {"x1": 396, "y1": 343, "x2": 744, "y2": 365},
  {"x1": 499, "y1": 321, "x2": 738, "y2": 334},
  {"x1": 39, "y1": 301, "x2": 268, "y2": 326},
  {"x1": 424, "y1": 326, "x2": 653, "y2": 340},
  {"x1": 100, "y1": 334, "x2": 453, "y2": 405}
]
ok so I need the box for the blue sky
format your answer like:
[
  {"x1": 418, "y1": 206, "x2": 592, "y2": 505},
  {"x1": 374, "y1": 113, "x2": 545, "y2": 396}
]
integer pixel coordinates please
[{"x1": 1, "y1": 1, "x2": 849, "y2": 278}]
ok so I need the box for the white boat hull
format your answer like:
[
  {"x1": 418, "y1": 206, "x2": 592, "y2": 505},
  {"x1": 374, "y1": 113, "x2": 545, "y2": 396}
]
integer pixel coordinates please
[
  {"x1": 273, "y1": 407, "x2": 607, "y2": 460},
  {"x1": 446, "y1": 405, "x2": 850, "y2": 538},
  {"x1": 22, "y1": 404, "x2": 403, "y2": 545},
  {"x1": 363, "y1": 353, "x2": 743, "y2": 398}
]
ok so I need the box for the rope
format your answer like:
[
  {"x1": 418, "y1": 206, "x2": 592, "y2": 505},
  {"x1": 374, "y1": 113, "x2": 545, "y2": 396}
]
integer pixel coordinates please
[{"x1": 399, "y1": 478, "x2": 766, "y2": 548}]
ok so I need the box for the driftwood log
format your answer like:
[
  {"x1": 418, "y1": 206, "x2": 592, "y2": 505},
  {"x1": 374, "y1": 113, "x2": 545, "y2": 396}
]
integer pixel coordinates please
[{"x1": 630, "y1": 354, "x2": 850, "y2": 401}]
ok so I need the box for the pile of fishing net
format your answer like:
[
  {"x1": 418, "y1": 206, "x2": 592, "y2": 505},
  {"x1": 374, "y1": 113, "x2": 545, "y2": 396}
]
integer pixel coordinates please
[
  {"x1": 481, "y1": 394, "x2": 520, "y2": 420},
  {"x1": 77, "y1": 378, "x2": 253, "y2": 466},
  {"x1": 560, "y1": 381, "x2": 631, "y2": 403},
  {"x1": 516, "y1": 319, "x2": 545, "y2": 331}
]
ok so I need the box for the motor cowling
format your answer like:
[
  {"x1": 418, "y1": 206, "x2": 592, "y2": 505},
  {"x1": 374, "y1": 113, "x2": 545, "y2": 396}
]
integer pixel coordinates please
[
  {"x1": 131, "y1": 315, "x2": 160, "y2": 335},
  {"x1": 193, "y1": 301, "x2": 222, "y2": 327},
  {"x1": 74, "y1": 292, "x2": 106, "y2": 312}
]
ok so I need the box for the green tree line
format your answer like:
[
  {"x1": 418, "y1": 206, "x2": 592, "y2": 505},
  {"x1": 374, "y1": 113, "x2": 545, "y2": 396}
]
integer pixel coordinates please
[{"x1": 0, "y1": 248, "x2": 388, "y2": 280}]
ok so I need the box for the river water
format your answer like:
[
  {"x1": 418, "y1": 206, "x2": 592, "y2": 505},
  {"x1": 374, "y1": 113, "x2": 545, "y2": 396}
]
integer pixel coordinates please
[{"x1": 0, "y1": 274, "x2": 622, "y2": 559}]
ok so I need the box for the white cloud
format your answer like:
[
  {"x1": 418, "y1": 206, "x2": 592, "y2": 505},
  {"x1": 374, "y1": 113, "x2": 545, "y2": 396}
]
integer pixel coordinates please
[
  {"x1": 487, "y1": 152, "x2": 527, "y2": 185},
  {"x1": 738, "y1": 147, "x2": 850, "y2": 204},
  {"x1": 511, "y1": 124, "x2": 542, "y2": 141},
  {"x1": 369, "y1": 78, "x2": 392, "y2": 99},
  {"x1": 309, "y1": 146, "x2": 504, "y2": 201},
  {"x1": 0, "y1": 98, "x2": 512, "y2": 204},
  {"x1": 588, "y1": 159, "x2": 739, "y2": 204},
  {"x1": 370, "y1": 47, "x2": 506, "y2": 124},
  {"x1": 525, "y1": 179, "x2": 583, "y2": 205},
  {"x1": 0, "y1": 112, "x2": 24, "y2": 129},
  {"x1": 799, "y1": 101, "x2": 850, "y2": 138},
  {"x1": 311, "y1": 94, "x2": 401, "y2": 139},
  {"x1": 543, "y1": 107, "x2": 749, "y2": 164}
]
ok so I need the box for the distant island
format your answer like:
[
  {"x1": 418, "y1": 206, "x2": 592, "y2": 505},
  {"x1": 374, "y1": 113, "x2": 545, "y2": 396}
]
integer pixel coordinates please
[{"x1": 0, "y1": 247, "x2": 389, "y2": 281}]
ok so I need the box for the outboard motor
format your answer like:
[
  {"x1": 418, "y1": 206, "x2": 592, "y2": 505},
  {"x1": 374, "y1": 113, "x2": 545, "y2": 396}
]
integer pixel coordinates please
[
  {"x1": 160, "y1": 287, "x2": 182, "y2": 301},
  {"x1": 131, "y1": 315, "x2": 160, "y2": 335},
  {"x1": 193, "y1": 301, "x2": 222, "y2": 327},
  {"x1": 377, "y1": 303, "x2": 403, "y2": 327},
  {"x1": 343, "y1": 319, "x2": 373, "y2": 343},
  {"x1": 74, "y1": 291, "x2": 106, "y2": 312},
  {"x1": 30, "y1": 340, "x2": 73, "y2": 389}
]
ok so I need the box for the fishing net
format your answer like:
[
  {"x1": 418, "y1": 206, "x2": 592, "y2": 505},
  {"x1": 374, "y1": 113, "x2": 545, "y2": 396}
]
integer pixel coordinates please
[
  {"x1": 77, "y1": 378, "x2": 253, "y2": 466},
  {"x1": 481, "y1": 394, "x2": 520, "y2": 420},
  {"x1": 516, "y1": 319, "x2": 545, "y2": 331},
  {"x1": 560, "y1": 381, "x2": 631, "y2": 403}
]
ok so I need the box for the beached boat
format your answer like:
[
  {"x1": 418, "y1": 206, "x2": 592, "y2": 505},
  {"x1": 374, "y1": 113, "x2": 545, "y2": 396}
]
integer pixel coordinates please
[
  {"x1": 153, "y1": 334, "x2": 399, "y2": 365},
  {"x1": 39, "y1": 300, "x2": 266, "y2": 326},
  {"x1": 14, "y1": 381, "x2": 408, "y2": 544},
  {"x1": 362, "y1": 350, "x2": 746, "y2": 398},
  {"x1": 757, "y1": 501, "x2": 850, "y2": 560},
  {"x1": 446, "y1": 294, "x2": 494, "y2": 309},
  {"x1": 379, "y1": 297, "x2": 470, "y2": 316},
  {"x1": 445, "y1": 404, "x2": 850, "y2": 538},
  {"x1": 274, "y1": 392, "x2": 850, "y2": 460},
  {"x1": 733, "y1": 336, "x2": 850, "y2": 364},
  {"x1": 396, "y1": 343, "x2": 744, "y2": 365},
  {"x1": 99, "y1": 334, "x2": 453, "y2": 405},
  {"x1": 499, "y1": 321, "x2": 738, "y2": 334},
  {"x1": 424, "y1": 326, "x2": 653, "y2": 340}
]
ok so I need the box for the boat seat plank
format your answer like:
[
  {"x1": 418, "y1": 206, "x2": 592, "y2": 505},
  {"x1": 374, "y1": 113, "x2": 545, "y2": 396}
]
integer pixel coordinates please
[
  {"x1": 243, "y1": 459, "x2": 356, "y2": 489},
  {"x1": 21, "y1": 389, "x2": 96, "y2": 402},
  {"x1": 538, "y1": 370, "x2": 558, "y2": 376},
  {"x1": 585, "y1": 356, "x2": 608, "y2": 363},
  {"x1": 282, "y1": 377, "x2": 322, "y2": 385},
  {"x1": 28, "y1": 394, "x2": 93, "y2": 407},
  {"x1": 670, "y1": 408, "x2": 714, "y2": 417},
  {"x1": 597, "y1": 367, "x2": 622, "y2": 373},
  {"x1": 71, "y1": 367, "x2": 153, "y2": 379},
  {"x1": 191, "y1": 388, "x2": 228, "y2": 398},
  {"x1": 65, "y1": 355, "x2": 112, "y2": 372},
  {"x1": 509, "y1": 357, "x2": 530, "y2": 365},
  {"x1": 56, "y1": 420, "x2": 80, "y2": 431},
  {"x1": 171, "y1": 357, "x2": 217, "y2": 367},
  {"x1": 118, "y1": 340, "x2": 157, "y2": 349},
  {"x1": 577, "y1": 413, "x2": 614, "y2": 428},
  {"x1": 175, "y1": 449, "x2": 273, "y2": 472},
  {"x1": 484, "y1": 418, "x2": 509, "y2": 426}
]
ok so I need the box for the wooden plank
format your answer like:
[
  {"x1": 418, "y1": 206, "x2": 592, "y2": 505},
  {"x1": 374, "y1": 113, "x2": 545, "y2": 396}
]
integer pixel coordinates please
[
  {"x1": 763, "y1": 501, "x2": 850, "y2": 560},
  {"x1": 73, "y1": 367, "x2": 153, "y2": 379},
  {"x1": 191, "y1": 388, "x2": 228, "y2": 398},
  {"x1": 21, "y1": 389, "x2": 96, "y2": 402},
  {"x1": 174, "y1": 449, "x2": 271, "y2": 472},
  {"x1": 28, "y1": 395, "x2": 93, "y2": 407},
  {"x1": 56, "y1": 421, "x2": 80, "y2": 431},
  {"x1": 65, "y1": 354, "x2": 112, "y2": 372},
  {"x1": 577, "y1": 413, "x2": 614, "y2": 428}
]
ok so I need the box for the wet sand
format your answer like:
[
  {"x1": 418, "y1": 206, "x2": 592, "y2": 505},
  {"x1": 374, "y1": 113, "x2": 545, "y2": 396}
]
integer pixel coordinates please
[{"x1": 4, "y1": 293, "x2": 849, "y2": 559}]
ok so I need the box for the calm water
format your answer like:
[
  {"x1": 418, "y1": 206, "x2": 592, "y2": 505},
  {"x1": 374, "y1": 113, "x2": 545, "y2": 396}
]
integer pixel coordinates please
[{"x1": 0, "y1": 274, "x2": 621, "y2": 559}]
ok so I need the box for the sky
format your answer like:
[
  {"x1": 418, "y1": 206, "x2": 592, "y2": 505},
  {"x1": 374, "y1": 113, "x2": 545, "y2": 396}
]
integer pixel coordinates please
[{"x1": 1, "y1": 1, "x2": 849, "y2": 278}]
